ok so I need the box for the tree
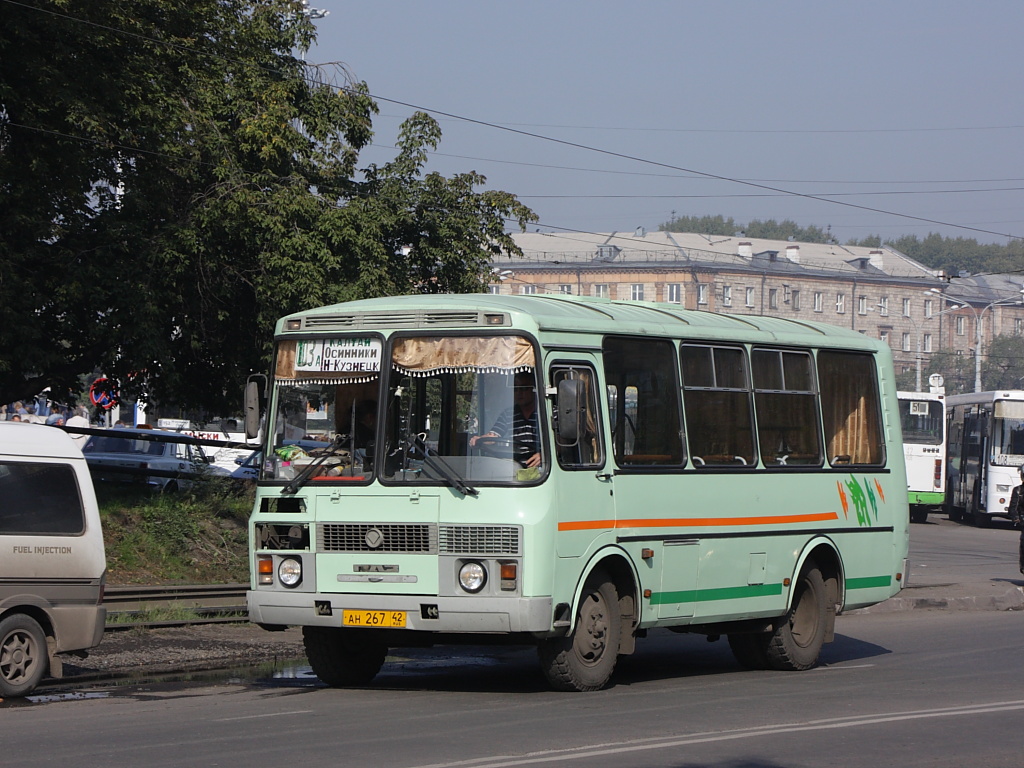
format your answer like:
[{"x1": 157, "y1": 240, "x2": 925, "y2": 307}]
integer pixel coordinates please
[
  {"x1": 0, "y1": 0, "x2": 534, "y2": 412},
  {"x1": 982, "y1": 335, "x2": 1024, "y2": 391}
]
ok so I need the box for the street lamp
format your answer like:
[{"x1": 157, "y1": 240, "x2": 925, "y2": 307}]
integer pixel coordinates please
[{"x1": 952, "y1": 290, "x2": 1024, "y2": 392}]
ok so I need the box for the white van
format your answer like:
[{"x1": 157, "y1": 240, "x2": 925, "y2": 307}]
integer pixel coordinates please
[{"x1": 0, "y1": 422, "x2": 106, "y2": 697}]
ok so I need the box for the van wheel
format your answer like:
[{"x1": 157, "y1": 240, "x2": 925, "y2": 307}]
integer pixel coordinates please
[
  {"x1": 0, "y1": 614, "x2": 48, "y2": 697},
  {"x1": 302, "y1": 627, "x2": 387, "y2": 686},
  {"x1": 539, "y1": 571, "x2": 620, "y2": 692},
  {"x1": 162, "y1": 480, "x2": 179, "y2": 493},
  {"x1": 765, "y1": 561, "x2": 828, "y2": 671}
]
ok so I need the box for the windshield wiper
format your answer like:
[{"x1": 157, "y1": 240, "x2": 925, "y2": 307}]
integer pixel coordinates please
[
  {"x1": 410, "y1": 433, "x2": 478, "y2": 497},
  {"x1": 281, "y1": 435, "x2": 345, "y2": 495}
]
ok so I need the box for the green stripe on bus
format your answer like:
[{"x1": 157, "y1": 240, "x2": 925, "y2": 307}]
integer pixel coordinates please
[
  {"x1": 651, "y1": 583, "x2": 784, "y2": 605},
  {"x1": 846, "y1": 575, "x2": 892, "y2": 590}
]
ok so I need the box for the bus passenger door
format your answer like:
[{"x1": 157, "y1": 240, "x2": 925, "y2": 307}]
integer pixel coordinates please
[{"x1": 549, "y1": 360, "x2": 613, "y2": 557}]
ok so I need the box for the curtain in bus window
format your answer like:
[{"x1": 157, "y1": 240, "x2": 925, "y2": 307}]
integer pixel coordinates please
[
  {"x1": 818, "y1": 351, "x2": 884, "y2": 467},
  {"x1": 681, "y1": 345, "x2": 755, "y2": 467},
  {"x1": 391, "y1": 336, "x2": 534, "y2": 376},
  {"x1": 752, "y1": 349, "x2": 822, "y2": 467}
]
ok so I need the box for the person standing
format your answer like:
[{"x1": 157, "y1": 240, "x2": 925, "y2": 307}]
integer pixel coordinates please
[{"x1": 66, "y1": 406, "x2": 90, "y2": 446}]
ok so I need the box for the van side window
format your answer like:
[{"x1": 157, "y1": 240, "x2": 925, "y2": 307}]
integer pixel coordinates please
[
  {"x1": 681, "y1": 344, "x2": 756, "y2": 467},
  {"x1": 752, "y1": 348, "x2": 823, "y2": 467},
  {"x1": 602, "y1": 337, "x2": 684, "y2": 466},
  {"x1": 818, "y1": 351, "x2": 885, "y2": 467},
  {"x1": 0, "y1": 462, "x2": 85, "y2": 535}
]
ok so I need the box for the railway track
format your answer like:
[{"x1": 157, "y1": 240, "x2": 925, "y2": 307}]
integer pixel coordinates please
[{"x1": 103, "y1": 583, "x2": 249, "y2": 631}]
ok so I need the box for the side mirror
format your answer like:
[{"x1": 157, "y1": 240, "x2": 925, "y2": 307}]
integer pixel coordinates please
[
  {"x1": 244, "y1": 375, "x2": 267, "y2": 440},
  {"x1": 556, "y1": 379, "x2": 581, "y2": 443}
]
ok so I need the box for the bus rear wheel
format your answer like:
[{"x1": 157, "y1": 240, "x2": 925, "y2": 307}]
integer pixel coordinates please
[
  {"x1": 0, "y1": 614, "x2": 48, "y2": 698},
  {"x1": 539, "y1": 571, "x2": 620, "y2": 692},
  {"x1": 302, "y1": 627, "x2": 387, "y2": 687},
  {"x1": 765, "y1": 561, "x2": 828, "y2": 671}
]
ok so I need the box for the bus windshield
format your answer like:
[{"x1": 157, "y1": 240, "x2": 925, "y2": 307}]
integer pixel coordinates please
[
  {"x1": 898, "y1": 398, "x2": 944, "y2": 445},
  {"x1": 264, "y1": 334, "x2": 543, "y2": 485},
  {"x1": 382, "y1": 335, "x2": 544, "y2": 485}
]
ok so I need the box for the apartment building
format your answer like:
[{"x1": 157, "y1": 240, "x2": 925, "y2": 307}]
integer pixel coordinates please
[{"x1": 487, "y1": 229, "x2": 1024, "y2": 390}]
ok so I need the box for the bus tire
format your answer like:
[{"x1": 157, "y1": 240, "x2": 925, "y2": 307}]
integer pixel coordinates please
[
  {"x1": 539, "y1": 571, "x2": 620, "y2": 692},
  {"x1": 727, "y1": 633, "x2": 771, "y2": 670},
  {"x1": 910, "y1": 507, "x2": 928, "y2": 524},
  {"x1": 0, "y1": 613, "x2": 48, "y2": 698},
  {"x1": 302, "y1": 627, "x2": 387, "y2": 687},
  {"x1": 765, "y1": 561, "x2": 827, "y2": 671}
]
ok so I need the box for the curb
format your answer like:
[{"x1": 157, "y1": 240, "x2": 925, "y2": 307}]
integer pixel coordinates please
[{"x1": 850, "y1": 583, "x2": 1024, "y2": 614}]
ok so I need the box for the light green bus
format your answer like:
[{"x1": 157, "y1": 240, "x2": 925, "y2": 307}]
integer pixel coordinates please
[{"x1": 245, "y1": 294, "x2": 909, "y2": 691}]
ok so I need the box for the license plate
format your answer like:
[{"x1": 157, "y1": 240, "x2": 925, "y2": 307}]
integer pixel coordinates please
[{"x1": 342, "y1": 609, "x2": 406, "y2": 628}]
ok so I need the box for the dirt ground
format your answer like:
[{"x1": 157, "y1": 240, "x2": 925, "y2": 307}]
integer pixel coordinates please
[{"x1": 56, "y1": 622, "x2": 308, "y2": 683}]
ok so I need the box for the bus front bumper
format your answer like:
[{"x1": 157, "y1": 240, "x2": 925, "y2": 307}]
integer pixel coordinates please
[{"x1": 247, "y1": 590, "x2": 554, "y2": 634}]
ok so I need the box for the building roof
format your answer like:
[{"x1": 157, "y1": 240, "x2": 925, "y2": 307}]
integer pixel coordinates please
[{"x1": 499, "y1": 230, "x2": 942, "y2": 282}]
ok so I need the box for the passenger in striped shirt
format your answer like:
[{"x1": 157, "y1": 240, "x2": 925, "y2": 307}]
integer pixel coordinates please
[{"x1": 470, "y1": 373, "x2": 542, "y2": 468}]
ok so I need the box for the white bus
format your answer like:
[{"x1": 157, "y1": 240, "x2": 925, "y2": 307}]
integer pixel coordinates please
[
  {"x1": 946, "y1": 390, "x2": 1024, "y2": 526},
  {"x1": 897, "y1": 387, "x2": 947, "y2": 524}
]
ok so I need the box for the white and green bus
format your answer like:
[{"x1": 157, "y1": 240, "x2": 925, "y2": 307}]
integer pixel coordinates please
[
  {"x1": 245, "y1": 294, "x2": 909, "y2": 691},
  {"x1": 897, "y1": 387, "x2": 947, "y2": 524}
]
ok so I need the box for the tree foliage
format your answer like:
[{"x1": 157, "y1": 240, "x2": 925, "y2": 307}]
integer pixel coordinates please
[
  {"x1": 0, "y1": 0, "x2": 534, "y2": 412},
  {"x1": 661, "y1": 214, "x2": 837, "y2": 244}
]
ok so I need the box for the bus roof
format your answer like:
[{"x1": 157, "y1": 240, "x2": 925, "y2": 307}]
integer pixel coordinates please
[
  {"x1": 281, "y1": 294, "x2": 886, "y2": 351},
  {"x1": 946, "y1": 390, "x2": 1024, "y2": 406}
]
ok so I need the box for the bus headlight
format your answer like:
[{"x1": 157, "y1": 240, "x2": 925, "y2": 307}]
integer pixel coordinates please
[
  {"x1": 458, "y1": 561, "x2": 487, "y2": 593},
  {"x1": 278, "y1": 557, "x2": 302, "y2": 588}
]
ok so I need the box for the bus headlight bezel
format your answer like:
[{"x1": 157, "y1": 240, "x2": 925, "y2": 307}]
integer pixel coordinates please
[
  {"x1": 278, "y1": 556, "x2": 303, "y2": 588},
  {"x1": 458, "y1": 561, "x2": 487, "y2": 593}
]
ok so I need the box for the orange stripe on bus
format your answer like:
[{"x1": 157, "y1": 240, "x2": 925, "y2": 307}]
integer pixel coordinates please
[{"x1": 557, "y1": 512, "x2": 840, "y2": 531}]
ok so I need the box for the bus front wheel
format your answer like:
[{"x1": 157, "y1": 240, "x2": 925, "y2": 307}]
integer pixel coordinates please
[
  {"x1": 302, "y1": 627, "x2": 387, "y2": 687},
  {"x1": 765, "y1": 561, "x2": 828, "y2": 671},
  {"x1": 539, "y1": 571, "x2": 620, "y2": 692}
]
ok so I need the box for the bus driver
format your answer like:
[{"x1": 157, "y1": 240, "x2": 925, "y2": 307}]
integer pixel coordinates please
[{"x1": 470, "y1": 373, "x2": 542, "y2": 468}]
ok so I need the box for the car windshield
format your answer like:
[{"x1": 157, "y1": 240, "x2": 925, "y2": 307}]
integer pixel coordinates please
[
  {"x1": 83, "y1": 435, "x2": 168, "y2": 456},
  {"x1": 264, "y1": 334, "x2": 544, "y2": 486}
]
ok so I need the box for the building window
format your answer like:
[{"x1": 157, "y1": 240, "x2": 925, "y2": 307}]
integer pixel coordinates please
[
  {"x1": 697, "y1": 284, "x2": 709, "y2": 305},
  {"x1": 722, "y1": 285, "x2": 732, "y2": 306},
  {"x1": 791, "y1": 290, "x2": 801, "y2": 311},
  {"x1": 814, "y1": 292, "x2": 823, "y2": 313},
  {"x1": 924, "y1": 299, "x2": 934, "y2": 318},
  {"x1": 558, "y1": 284, "x2": 572, "y2": 295},
  {"x1": 878, "y1": 297, "x2": 889, "y2": 316},
  {"x1": 487, "y1": 285, "x2": 500, "y2": 295},
  {"x1": 1016, "y1": 319, "x2": 1024, "y2": 335},
  {"x1": 956, "y1": 316, "x2": 965, "y2": 335},
  {"x1": 902, "y1": 298, "x2": 911, "y2": 317},
  {"x1": 631, "y1": 284, "x2": 644, "y2": 301},
  {"x1": 924, "y1": 334, "x2": 932, "y2": 352},
  {"x1": 858, "y1": 296, "x2": 869, "y2": 315},
  {"x1": 745, "y1": 287, "x2": 755, "y2": 307},
  {"x1": 902, "y1": 332, "x2": 911, "y2": 351},
  {"x1": 594, "y1": 284, "x2": 609, "y2": 298},
  {"x1": 520, "y1": 285, "x2": 536, "y2": 295},
  {"x1": 880, "y1": 330, "x2": 889, "y2": 345},
  {"x1": 768, "y1": 288, "x2": 779, "y2": 309},
  {"x1": 836, "y1": 294, "x2": 846, "y2": 314},
  {"x1": 666, "y1": 283, "x2": 682, "y2": 304}
]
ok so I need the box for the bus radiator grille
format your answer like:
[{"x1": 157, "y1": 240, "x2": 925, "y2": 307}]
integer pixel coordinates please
[
  {"x1": 438, "y1": 525, "x2": 521, "y2": 556},
  {"x1": 319, "y1": 523, "x2": 437, "y2": 553}
]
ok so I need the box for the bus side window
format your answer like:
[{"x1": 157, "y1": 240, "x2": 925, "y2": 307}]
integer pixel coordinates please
[
  {"x1": 551, "y1": 365, "x2": 604, "y2": 469},
  {"x1": 751, "y1": 348, "x2": 823, "y2": 467},
  {"x1": 602, "y1": 337, "x2": 684, "y2": 467},
  {"x1": 681, "y1": 344, "x2": 756, "y2": 467},
  {"x1": 818, "y1": 351, "x2": 885, "y2": 467}
]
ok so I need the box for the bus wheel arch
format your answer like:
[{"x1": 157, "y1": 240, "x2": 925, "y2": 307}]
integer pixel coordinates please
[{"x1": 768, "y1": 545, "x2": 840, "y2": 670}]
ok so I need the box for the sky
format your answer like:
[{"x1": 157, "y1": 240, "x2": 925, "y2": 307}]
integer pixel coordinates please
[{"x1": 306, "y1": 1, "x2": 1024, "y2": 246}]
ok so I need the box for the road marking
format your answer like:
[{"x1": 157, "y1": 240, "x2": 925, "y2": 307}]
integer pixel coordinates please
[
  {"x1": 407, "y1": 699, "x2": 1024, "y2": 768},
  {"x1": 216, "y1": 710, "x2": 313, "y2": 722}
]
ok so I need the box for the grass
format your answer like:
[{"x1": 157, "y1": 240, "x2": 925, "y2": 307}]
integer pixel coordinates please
[{"x1": 97, "y1": 476, "x2": 254, "y2": 586}]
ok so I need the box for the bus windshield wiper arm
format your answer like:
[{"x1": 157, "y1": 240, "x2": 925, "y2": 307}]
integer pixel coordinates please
[
  {"x1": 281, "y1": 435, "x2": 345, "y2": 495},
  {"x1": 411, "y1": 434, "x2": 478, "y2": 497}
]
